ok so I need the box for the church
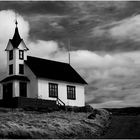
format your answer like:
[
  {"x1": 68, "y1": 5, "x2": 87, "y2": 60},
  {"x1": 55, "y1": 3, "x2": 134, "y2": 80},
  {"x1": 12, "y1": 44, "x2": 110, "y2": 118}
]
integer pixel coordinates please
[{"x1": 0, "y1": 21, "x2": 87, "y2": 108}]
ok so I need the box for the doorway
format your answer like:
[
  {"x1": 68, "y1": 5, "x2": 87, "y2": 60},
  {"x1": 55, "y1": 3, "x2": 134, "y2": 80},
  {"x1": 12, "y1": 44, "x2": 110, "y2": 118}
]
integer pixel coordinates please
[
  {"x1": 19, "y1": 82, "x2": 27, "y2": 97},
  {"x1": 3, "y1": 83, "x2": 13, "y2": 100}
]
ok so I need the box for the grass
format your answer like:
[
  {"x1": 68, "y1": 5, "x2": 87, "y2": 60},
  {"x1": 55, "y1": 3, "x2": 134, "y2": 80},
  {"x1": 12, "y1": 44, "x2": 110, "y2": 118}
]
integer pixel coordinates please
[{"x1": 0, "y1": 108, "x2": 110, "y2": 139}]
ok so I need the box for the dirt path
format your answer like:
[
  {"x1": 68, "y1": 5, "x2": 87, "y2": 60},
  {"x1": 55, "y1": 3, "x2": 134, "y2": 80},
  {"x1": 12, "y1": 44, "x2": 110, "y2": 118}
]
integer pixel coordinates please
[{"x1": 99, "y1": 115, "x2": 140, "y2": 139}]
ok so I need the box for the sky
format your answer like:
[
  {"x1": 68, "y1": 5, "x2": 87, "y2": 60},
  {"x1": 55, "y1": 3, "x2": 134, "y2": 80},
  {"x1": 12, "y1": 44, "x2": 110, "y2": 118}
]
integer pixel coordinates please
[{"x1": 1, "y1": 1, "x2": 140, "y2": 108}]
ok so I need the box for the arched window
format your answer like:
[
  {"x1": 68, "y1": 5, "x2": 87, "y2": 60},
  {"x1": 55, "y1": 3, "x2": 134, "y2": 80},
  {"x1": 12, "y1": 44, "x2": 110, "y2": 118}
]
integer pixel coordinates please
[{"x1": 19, "y1": 50, "x2": 24, "y2": 60}]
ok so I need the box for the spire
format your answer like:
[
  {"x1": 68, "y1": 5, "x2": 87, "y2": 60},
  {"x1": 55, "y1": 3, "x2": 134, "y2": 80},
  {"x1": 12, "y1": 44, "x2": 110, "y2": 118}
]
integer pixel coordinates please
[
  {"x1": 10, "y1": 20, "x2": 22, "y2": 48},
  {"x1": 15, "y1": 19, "x2": 18, "y2": 27}
]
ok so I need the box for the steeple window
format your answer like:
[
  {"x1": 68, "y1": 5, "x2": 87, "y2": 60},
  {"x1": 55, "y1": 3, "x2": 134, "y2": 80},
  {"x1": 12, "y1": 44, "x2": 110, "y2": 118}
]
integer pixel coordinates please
[{"x1": 19, "y1": 50, "x2": 24, "y2": 60}]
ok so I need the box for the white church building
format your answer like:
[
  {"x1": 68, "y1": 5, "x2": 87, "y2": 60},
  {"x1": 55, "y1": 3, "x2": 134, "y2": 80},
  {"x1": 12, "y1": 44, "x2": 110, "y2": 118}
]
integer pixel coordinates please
[{"x1": 0, "y1": 21, "x2": 87, "y2": 108}]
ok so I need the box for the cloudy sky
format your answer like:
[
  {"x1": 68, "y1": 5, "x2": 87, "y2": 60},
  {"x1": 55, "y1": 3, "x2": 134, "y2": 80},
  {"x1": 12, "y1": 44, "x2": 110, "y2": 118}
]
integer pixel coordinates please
[{"x1": 1, "y1": 1, "x2": 140, "y2": 108}]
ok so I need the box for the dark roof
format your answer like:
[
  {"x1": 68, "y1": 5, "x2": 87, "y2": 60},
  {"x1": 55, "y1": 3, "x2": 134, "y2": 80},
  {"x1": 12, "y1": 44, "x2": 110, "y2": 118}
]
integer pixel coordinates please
[
  {"x1": 0, "y1": 75, "x2": 30, "y2": 83},
  {"x1": 10, "y1": 27, "x2": 22, "y2": 48},
  {"x1": 25, "y1": 56, "x2": 87, "y2": 84}
]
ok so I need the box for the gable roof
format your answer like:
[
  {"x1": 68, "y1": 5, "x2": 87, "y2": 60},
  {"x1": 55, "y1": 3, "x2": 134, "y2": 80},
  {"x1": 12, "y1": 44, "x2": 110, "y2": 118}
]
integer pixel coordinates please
[{"x1": 25, "y1": 56, "x2": 87, "y2": 84}]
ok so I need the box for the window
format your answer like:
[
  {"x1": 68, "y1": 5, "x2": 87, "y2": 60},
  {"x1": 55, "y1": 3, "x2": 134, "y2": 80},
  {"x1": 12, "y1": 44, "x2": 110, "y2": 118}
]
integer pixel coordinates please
[
  {"x1": 49, "y1": 83, "x2": 58, "y2": 98},
  {"x1": 9, "y1": 64, "x2": 13, "y2": 75},
  {"x1": 9, "y1": 50, "x2": 13, "y2": 60},
  {"x1": 67, "y1": 85, "x2": 76, "y2": 100},
  {"x1": 19, "y1": 50, "x2": 24, "y2": 60},
  {"x1": 19, "y1": 64, "x2": 24, "y2": 74}
]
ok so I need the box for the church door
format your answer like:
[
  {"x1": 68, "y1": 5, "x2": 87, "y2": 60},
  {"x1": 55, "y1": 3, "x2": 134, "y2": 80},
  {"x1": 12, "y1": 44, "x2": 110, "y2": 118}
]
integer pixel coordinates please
[
  {"x1": 19, "y1": 82, "x2": 27, "y2": 97},
  {"x1": 3, "y1": 83, "x2": 13, "y2": 100}
]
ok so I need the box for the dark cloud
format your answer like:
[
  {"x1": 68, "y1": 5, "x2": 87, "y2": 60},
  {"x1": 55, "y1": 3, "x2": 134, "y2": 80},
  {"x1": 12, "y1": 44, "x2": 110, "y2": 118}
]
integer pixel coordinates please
[
  {"x1": 0, "y1": 1, "x2": 140, "y2": 52},
  {"x1": 0, "y1": 1, "x2": 68, "y2": 15}
]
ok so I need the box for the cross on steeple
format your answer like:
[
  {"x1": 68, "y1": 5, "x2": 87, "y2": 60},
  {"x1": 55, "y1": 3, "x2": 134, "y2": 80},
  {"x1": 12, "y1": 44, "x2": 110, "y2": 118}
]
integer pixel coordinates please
[
  {"x1": 15, "y1": 12, "x2": 18, "y2": 27},
  {"x1": 15, "y1": 19, "x2": 18, "y2": 27}
]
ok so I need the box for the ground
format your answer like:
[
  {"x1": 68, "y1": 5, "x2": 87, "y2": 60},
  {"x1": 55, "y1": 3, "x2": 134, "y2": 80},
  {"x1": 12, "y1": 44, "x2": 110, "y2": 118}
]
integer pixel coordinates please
[
  {"x1": 0, "y1": 108, "x2": 110, "y2": 139},
  {"x1": 1, "y1": 107, "x2": 140, "y2": 139},
  {"x1": 99, "y1": 115, "x2": 140, "y2": 139}
]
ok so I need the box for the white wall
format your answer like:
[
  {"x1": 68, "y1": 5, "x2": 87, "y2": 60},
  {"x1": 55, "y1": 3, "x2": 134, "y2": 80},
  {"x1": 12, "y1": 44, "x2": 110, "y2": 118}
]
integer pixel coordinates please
[
  {"x1": 13, "y1": 81, "x2": 19, "y2": 97},
  {"x1": 24, "y1": 64, "x2": 38, "y2": 98},
  {"x1": 38, "y1": 78, "x2": 85, "y2": 107}
]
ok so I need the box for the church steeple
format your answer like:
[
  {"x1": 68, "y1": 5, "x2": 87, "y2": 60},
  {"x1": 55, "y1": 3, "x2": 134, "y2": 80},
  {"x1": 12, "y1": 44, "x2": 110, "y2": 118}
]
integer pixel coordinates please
[
  {"x1": 10, "y1": 20, "x2": 22, "y2": 48},
  {"x1": 5, "y1": 19, "x2": 29, "y2": 77},
  {"x1": 5, "y1": 19, "x2": 29, "y2": 51}
]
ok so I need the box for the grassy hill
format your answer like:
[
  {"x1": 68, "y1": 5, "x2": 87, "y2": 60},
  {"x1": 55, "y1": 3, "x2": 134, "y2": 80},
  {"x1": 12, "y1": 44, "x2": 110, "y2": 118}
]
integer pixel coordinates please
[{"x1": 0, "y1": 108, "x2": 110, "y2": 139}]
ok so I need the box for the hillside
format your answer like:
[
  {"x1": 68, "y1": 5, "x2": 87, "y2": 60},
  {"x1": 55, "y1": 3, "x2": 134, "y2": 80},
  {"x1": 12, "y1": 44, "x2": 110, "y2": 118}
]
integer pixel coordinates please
[{"x1": 0, "y1": 108, "x2": 110, "y2": 139}]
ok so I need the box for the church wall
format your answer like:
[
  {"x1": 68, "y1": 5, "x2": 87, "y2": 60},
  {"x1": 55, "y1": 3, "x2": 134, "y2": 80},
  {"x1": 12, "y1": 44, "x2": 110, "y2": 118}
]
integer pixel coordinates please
[
  {"x1": 38, "y1": 78, "x2": 85, "y2": 107},
  {"x1": 13, "y1": 81, "x2": 19, "y2": 97},
  {"x1": 24, "y1": 64, "x2": 38, "y2": 98}
]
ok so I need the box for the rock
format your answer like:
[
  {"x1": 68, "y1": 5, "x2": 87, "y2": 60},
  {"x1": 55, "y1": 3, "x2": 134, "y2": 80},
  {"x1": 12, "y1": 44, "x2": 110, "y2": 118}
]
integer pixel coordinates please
[
  {"x1": 88, "y1": 109, "x2": 101, "y2": 119},
  {"x1": 88, "y1": 109, "x2": 102, "y2": 120},
  {"x1": 88, "y1": 113, "x2": 96, "y2": 119}
]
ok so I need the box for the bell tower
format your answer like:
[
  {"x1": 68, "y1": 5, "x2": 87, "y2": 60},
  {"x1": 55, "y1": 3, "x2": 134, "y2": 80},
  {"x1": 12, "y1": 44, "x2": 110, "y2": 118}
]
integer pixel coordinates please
[
  {"x1": 5, "y1": 20, "x2": 29, "y2": 76},
  {"x1": 0, "y1": 20, "x2": 30, "y2": 99}
]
